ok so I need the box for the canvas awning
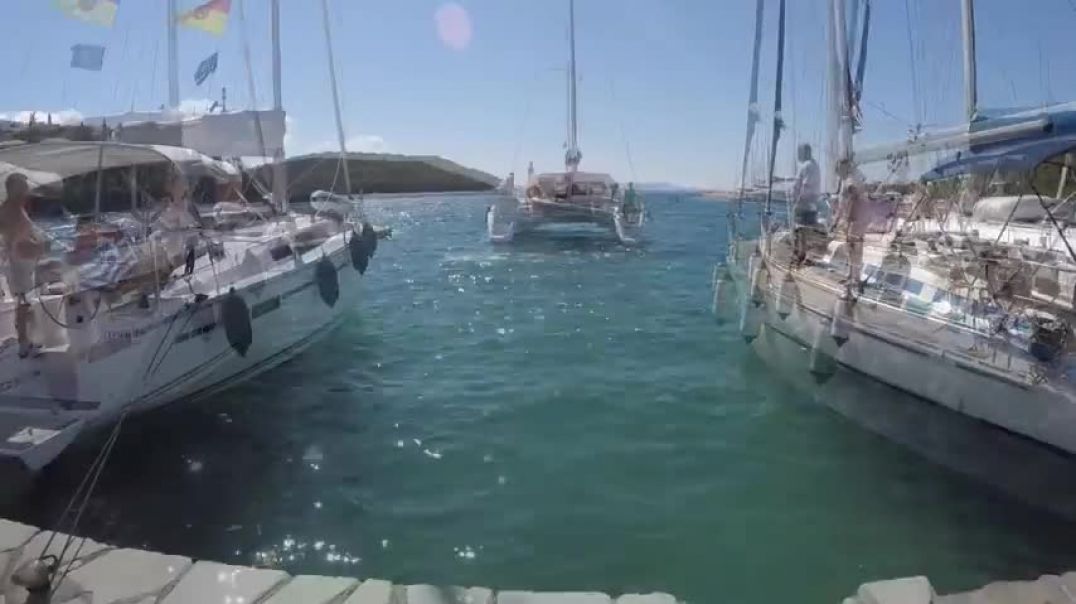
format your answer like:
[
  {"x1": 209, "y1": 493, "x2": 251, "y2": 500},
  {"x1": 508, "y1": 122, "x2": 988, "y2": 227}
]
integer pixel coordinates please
[{"x1": 0, "y1": 141, "x2": 239, "y2": 183}]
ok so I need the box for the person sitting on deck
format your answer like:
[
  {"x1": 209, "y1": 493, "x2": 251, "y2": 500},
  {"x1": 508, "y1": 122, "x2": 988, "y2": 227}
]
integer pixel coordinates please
[{"x1": 1, "y1": 173, "x2": 48, "y2": 357}]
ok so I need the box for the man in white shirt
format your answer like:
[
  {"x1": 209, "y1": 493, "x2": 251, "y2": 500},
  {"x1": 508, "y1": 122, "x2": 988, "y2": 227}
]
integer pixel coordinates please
[
  {"x1": 792, "y1": 144, "x2": 821, "y2": 226},
  {"x1": 791, "y1": 144, "x2": 821, "y2": 264}
]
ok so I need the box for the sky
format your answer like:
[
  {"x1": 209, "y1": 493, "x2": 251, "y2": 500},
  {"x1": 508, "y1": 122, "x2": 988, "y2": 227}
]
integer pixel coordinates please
[{"x1": 4, "y1": 0, "x2": 1076, "y2": 189}]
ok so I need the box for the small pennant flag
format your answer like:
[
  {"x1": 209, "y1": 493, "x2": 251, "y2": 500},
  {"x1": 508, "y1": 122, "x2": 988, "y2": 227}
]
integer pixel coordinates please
[
  {"x1": 70, "y1": 44, "x2": 106, "y2": 71},
  {"x1": 54, "y1": 0, "x2": 119, "y2": 27},
  {"x1": 194, "y1": 52, "x2": 219, "y2": 86},
  {"x1": 178, "y1": 0, "x2": 231, "y2": 36}
]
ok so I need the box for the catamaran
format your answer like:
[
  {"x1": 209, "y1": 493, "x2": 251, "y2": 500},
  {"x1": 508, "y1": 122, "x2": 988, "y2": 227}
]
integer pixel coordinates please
[
  {"x1": 0, "y1": 0, "x2": 380, "y2": 473},
  {"x1": 487, "y1": 0, "x2": 645, "y2": 245},
  {"x1": 715, "y1": 0, "x2": 1076, "y2": 459}
]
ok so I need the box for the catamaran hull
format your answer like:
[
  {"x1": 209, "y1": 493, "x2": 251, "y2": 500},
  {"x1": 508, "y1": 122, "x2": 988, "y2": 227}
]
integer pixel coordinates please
[
  {"x1": 724, "y1": 240, "x2": 1076, "y2": 457},
  {"x1": 487, "y1": 196, "x2": 644, "y2": 244}
]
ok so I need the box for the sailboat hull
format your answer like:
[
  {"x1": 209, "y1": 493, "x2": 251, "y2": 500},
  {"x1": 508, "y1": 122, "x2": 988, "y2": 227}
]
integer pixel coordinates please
[
  {"x1": 726, "y1": 237, "x2": 1076, "y2": 457},
  {"x1": 0, "y1": 219, "x2": 368, "y2": 472}
]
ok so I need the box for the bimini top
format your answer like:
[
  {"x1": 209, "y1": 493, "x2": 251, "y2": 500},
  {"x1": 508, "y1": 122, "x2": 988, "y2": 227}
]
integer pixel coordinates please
[
  {"x1": 0, "y1": 141, "x2": 239, "y2": 187},
  {"x1": 923, "y1": 108, "x2": 1076, "y2": 181}
]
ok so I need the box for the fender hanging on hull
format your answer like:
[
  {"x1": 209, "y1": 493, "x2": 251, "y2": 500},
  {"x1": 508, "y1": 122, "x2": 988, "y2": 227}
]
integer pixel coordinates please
[{"x1": 222, "y1": 289, "x2": 253, "y2": 357}]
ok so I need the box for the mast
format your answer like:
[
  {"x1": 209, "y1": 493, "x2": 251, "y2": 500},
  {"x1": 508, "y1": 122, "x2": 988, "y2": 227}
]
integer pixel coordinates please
[
  {"x1": 826, "y1": 0, "x2": 853, "y2": 190},
  {"x1": 735, "y1": 0, "x2": 766, "y2": 228},
  {"x1": 167, "y1": 0, "x2": 179, "y2": 108},
  {"x1": 961, "y1": 0, "x2": 978, "y2": 121},
  {"x1": 565, "y1": 0, "x2": 581, "y2": 172},
  {"x1": 763, "y1": 0, "x2": 787, "y2": 228},
  {"x1": 271, "y1": 0, "x2": 288, "y2": 212},
  {"x1": 272, "y1": 0, "x2": 283, "y2": 110},
  {"x1": 319, "y1": 0, "x2": 353, "y2": 195}
]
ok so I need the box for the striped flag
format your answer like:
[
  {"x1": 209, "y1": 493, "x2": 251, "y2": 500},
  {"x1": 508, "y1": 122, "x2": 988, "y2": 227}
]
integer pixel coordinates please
[
  {"x1": 54, "y1": 0, "x2": 120, "y2": 27},
  {"x1": 178, "y1": 0, "x2": 231, "y2": 36},
  {"x1": 70, "y1": 44, "x2": 106, "y2": 71}
]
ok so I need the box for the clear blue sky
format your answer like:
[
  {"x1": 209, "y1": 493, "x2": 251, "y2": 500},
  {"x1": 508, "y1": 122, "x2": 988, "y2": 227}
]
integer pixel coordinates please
[{"x1": 3, "y1": 0, "x2": 1076, "y2": 188}]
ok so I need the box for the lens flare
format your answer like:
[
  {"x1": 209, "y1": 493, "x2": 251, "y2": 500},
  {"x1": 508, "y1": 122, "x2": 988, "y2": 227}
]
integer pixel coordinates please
[{"x1": 435, "y1": 3, "x2": 472, "y2": 51}]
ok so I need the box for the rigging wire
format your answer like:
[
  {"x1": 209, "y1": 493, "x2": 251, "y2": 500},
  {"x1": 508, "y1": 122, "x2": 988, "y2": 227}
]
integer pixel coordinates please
[{"x1": 606, "y1": 77, "x2": 637, "y2": 183}]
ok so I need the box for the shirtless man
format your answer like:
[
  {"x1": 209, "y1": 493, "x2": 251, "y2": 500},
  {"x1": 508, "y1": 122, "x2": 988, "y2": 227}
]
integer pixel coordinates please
[
  {"x1": 1, "y1": 173, "x2": 46, "y2": 357},
  {"x1": 835, "y1": 159, "x2": 868, "y2": 290}
]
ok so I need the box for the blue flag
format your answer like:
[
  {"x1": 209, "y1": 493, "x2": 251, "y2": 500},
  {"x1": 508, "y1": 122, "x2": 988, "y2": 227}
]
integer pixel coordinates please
[
  {"x1": 70, "y1": 44, "x2": 106, "y2": 71},
  {"x1": 194, "y1": 52, "x2": 218, "y2": 86}
]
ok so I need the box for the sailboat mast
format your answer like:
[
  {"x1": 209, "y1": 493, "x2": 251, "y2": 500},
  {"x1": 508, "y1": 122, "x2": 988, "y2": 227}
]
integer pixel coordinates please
[
  {"x1": 167, "y1": 0, "x2": 179, "y2": 108},
  {"x1": 826, "y1": 0, "x2": 853, "y2": 190},
  {"x1": 961, "y1": 0, "x2": 978, "y2": 121},
  {"x1": 763, "y1": 0, "x2": 787, "y2": 224},
  {"x1": 272, "y1": 0, "x2": 283, "y2": 110},
  {"x1": 271, "y1": 0, "x2": 288, "y2": 212},
  {"x1": 319, "y1": 0, "x2": 353, "y2": 195},
  {"x1": 735, "y1": 0, "x2": 766, "y2": 224},
  {"x1": 566, "y1": 0, "x2": 581, "y2": 172}
]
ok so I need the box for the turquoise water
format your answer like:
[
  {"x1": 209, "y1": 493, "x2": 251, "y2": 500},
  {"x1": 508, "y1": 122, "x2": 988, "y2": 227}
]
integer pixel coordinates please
[{"x1": 8, "y1": 195, "x2": 1076, "y2": 603}]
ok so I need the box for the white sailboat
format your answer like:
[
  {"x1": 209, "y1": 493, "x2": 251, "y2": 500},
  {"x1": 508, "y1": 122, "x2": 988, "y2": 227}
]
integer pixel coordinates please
[
  {"x1": 487, "y1": 0, "x2": 645, "y2": 245},
  {"x1": 0, "y1": 0, "x2": 380, "y2": 473},
  {"x1": 716, "y1": 0, "x2": 1076, "y2": 458}
]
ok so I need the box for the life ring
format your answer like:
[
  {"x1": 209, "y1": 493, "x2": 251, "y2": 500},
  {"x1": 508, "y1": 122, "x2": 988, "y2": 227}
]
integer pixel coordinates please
[
  {"x1": 222, "y1": 288, "x2": 253, "y2": 357},
  {"x1": 316, "y1": 256, "x2": 340, "y2": 308}
]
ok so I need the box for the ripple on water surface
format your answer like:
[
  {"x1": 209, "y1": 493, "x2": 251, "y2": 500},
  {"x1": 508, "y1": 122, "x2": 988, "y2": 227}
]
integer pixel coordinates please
[{"x1": 7, "y1": 195, "x2": 1076, "y2": 603}]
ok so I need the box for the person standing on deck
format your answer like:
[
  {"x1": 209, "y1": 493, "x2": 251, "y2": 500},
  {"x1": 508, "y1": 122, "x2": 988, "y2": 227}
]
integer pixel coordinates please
[
  {"x1": 791, "y1": 144, "x2": 821, "y2": 264},
  {"x1": 1, "y1": 173, "x2": 47, "y2": 358},
  {"x1": 835, "y1": 158, "x2": 868, "y2": 290}
]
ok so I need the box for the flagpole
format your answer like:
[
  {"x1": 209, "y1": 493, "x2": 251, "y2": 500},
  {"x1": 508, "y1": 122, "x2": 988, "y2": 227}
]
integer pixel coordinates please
[{"x1": 167, "y1": 0, "x2": 179, "y2": 108}]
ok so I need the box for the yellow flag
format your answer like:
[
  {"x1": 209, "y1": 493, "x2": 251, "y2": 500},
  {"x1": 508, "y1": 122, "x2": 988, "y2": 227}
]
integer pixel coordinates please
[
  {"x1": 54, "y1": 0, "x2": 119, "y2": 28},
  {"x1": 178, "y1": 0, "x2": 231, "y2": 36}
]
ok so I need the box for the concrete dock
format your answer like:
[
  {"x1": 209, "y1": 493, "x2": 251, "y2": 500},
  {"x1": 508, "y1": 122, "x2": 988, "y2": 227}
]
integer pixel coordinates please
[
  {"x1": 846, "y1": 574, "x2": 1076, "y2": 603},
  {"x1": 0, "y1": 518, "x2": 680, "y2": 603}
]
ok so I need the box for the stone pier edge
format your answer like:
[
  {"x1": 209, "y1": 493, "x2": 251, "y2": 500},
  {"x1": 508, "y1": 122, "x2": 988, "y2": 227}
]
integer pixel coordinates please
[
  {"x1": 0, "y1": 518, "x2": 681, "y2": 603},
  {"x1": 845, "y1": 573, "x2": 1076, "y2": 604}
]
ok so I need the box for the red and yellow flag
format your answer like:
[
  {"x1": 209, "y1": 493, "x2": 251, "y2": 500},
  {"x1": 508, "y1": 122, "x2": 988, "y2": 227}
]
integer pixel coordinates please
[
  {"x1": 55, "y1": 0, "x2": 120, "y2": 28},
  {"x1": 178, "y1": 0, "x2": 231, "y2": 36}
]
